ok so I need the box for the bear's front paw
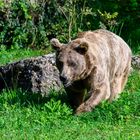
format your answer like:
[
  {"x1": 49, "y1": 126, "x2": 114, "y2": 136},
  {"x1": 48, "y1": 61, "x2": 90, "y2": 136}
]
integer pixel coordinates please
[{"x1": 75, "y1": 103, "x2": 92, "y2": 115}]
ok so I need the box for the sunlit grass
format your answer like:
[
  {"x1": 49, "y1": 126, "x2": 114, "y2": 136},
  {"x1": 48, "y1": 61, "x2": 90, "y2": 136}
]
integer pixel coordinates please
[
  {"x1": 0, "y1": 48, "x2": 47, "y2": 66},
  {"x1": 0, "y1": 49, "x2": 140, "y2": 139}
]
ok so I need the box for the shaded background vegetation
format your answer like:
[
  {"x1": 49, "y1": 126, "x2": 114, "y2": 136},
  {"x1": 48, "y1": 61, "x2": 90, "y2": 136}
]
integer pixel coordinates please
[{"x1": 0, "y1": 0, "x2": 140, "y2": 51}]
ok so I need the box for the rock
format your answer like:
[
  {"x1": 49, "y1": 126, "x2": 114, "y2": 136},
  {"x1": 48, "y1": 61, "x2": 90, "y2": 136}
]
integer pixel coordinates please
[
  {"x1": 0, "y1": 53, "x2": 62, "y2": 96},
  {"x1": 0, "y1": 53, "x2": 139, "y2": 96},
  {"x1": 131, "y1": 55, "x2": 140, "y2": 69}
]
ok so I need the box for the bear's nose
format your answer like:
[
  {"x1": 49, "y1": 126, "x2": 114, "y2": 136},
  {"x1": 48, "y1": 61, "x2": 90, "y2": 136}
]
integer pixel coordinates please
[{"x1": 60, "y1": 75, "x2": 67, "y2": 83}]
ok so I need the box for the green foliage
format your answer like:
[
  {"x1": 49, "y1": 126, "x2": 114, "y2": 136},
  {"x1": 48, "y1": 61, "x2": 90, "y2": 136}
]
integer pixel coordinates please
[
  {"x1": 98, "y1": 10, "x2": 118, "y2": 31},
  {"x1": 0, "y1": 0, "x2": 139, "y2": 50},
  {"x1": 0, "y1": 0, "x2": 49, "y2": 49}
]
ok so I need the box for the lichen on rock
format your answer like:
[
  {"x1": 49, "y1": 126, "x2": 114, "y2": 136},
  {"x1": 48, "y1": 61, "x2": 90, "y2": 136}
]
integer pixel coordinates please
[{"x1": 0, "y1": 53, "x2": 62, "y2": 96}]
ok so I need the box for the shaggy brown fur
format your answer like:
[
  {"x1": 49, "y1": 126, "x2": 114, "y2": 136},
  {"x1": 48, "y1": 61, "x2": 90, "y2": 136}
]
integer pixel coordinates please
[{"x1": 50, "y1": 29, "x2": 132, "y2": 114}]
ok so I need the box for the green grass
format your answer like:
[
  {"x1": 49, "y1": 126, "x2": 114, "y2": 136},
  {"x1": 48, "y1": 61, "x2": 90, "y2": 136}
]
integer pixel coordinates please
[
  {"x1": 132, "y1": 45, "x2": 140, "y2": 55},
  {"x1": 0, "y1": 49, "x2": 140, "y2": 140},
  {"x1": 0, "y1": 48, "x2": 47, "y2": 66}
]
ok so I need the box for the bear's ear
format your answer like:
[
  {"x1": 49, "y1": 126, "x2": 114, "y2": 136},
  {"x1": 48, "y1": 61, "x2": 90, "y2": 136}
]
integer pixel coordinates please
[
  {"x1": 50, "y1": 38, "x2": 62, "y2": 50},
  {"x1": 75, "y1": 42, "x2": 88, "y2": 54}
]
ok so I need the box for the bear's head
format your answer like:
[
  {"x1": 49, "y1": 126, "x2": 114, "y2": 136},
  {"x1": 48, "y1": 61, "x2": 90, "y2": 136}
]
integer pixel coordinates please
[{"x1": 50, "y1": 38, "x2": 93, "y2": 87}]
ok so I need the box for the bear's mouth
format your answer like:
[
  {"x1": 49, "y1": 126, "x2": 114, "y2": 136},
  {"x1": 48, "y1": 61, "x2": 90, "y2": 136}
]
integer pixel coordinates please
[
  {"x1": 61, "y1": 80, "x2": 72, "y2": 88},
  {"x1": 59, "y1": 75, "x2": 72, "y2": 87},
  {"x1": 64, "y1": 81, "x2": 72, "y2": 87}
]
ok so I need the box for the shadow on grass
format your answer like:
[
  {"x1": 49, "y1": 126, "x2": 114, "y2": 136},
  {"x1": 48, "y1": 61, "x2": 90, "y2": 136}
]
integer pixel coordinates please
[
  {"x1": 0, "y1": 88, "x2": 70, "y2": 108},
  {"x1": 0, "y1": 86, "x2": 140, "y2": 124}
]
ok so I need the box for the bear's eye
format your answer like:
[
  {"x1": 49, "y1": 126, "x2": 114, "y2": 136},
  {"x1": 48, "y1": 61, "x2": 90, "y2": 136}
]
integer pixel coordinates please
[
  {"x1": 68, "y1": 61, "x2": 76, "y2": 67},
  {"x1": 57, "y1": 60, "x2": 63, "y2": 70},
  {"x1": 59, "y1": 61, "x2": 63, "y2": 67}
]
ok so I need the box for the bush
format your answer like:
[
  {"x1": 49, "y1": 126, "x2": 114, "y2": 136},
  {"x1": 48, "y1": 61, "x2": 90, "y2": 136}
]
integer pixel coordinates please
[
  {"x1": 0, "y1": 0, "x2": 139, "y2": 50},
  {"x1": 0, "y1": 0, "x2": 48, "y2": 49}
]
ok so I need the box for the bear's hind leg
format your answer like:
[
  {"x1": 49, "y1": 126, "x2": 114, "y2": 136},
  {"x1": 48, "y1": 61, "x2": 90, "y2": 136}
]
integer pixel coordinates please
[
  {"x1": 109, "y1": 76, "x2": 123, "y2": 101},
  {"x1": 109, "y1": 64, "x2": 131, "y2": 101}
]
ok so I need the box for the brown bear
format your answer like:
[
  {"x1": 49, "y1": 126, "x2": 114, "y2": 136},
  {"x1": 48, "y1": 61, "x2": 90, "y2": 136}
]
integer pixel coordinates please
[{"x1": 50, "y1": 29, "x2": 132, "y2": 114}]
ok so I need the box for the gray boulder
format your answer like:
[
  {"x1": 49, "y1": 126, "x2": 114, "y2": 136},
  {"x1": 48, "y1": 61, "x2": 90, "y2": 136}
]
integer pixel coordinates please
[
  {"x1": 0, "y1": 53, "x2": 62, "y2": 96},
  {"x1": 131, "y1": 55, "x2": 140, "y2": 69}
]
